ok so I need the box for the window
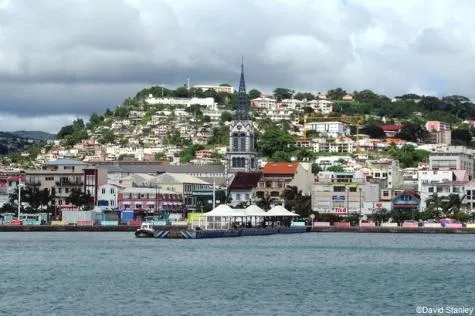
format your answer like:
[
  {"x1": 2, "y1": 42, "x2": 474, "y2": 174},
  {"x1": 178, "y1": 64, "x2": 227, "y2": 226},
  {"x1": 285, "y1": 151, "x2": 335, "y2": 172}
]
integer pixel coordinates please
[
  {"x1": 383, "y1": 191, "x2": 389, "y2": 197},
  {"x1": 236, "y1": 193, "x2": 241, "y2": 201},
  {"x1": 58, "y1": 188, "x2": 62, "y2": 194},
  {"x1": 349, "y1": 187, "x2": 357, "y2": 192},
  {"x1": 110, "y1": 188, "x2": 115, "y2": 194},
  {"x1": 333, "y1": 186, "x2": 345, "y2": 192},
  {"x1": 45, "y1": 176, "x2": 54, "y2": 181},
  {"x1": 245, "y1": 193, "x2": 250, "y2": 201},
  {"x1": 374, "y1": 173, "x2": 381, "y2": 177},
  {"x1": 102, "y1": 188, "x2": 106, "y2": 194},
  {"x1": 428, "y1": 187, "x2": 434, "y2": 193}
]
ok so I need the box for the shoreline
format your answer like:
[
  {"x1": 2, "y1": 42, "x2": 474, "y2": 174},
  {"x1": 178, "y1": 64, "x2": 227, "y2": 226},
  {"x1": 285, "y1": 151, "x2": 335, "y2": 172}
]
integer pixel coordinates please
[{"x1": 1, "y1": 225, "x2": 475, "y2": 234}]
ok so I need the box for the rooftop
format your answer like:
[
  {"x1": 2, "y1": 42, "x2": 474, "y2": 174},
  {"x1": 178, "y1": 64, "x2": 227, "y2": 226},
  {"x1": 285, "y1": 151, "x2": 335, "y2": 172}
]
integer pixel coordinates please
[
  {"x1": 262, "y1": 162, "x2": 299, "y2": 175},
  {"x1": 45, "y1": 158, "x2": 88, "y2": 166},
  {"x1": 229, "y1": 172, "x2": 262, "y2": 190}
]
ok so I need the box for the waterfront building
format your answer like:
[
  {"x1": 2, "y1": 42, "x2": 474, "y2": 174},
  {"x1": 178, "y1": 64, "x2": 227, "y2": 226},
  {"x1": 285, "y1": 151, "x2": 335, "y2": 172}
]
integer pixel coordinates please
[
  {"x1": 228, "y1": 172, "x2": 262, "y2": 207},
  {"x1": 391, "y1": 190, "x2": 420, "y2": 213},
  {"x1": 225, "y1": 61, "x2": 258, "y2": 182},
  {"x1": 311, "y1": 171, "x2": 380, "y2": 216},
  {"x1": 117, "y1": 187, "x2": 184, "y2": 214},
  {"x1": 23, "y1": 159, "x2": 108, "y2": 206},
  {"x1": 418, "y1": 169, "x2": 469, "y2": 211},
  {"x1": 255, "y1": 162, "x2": 313, "y2": 205}
]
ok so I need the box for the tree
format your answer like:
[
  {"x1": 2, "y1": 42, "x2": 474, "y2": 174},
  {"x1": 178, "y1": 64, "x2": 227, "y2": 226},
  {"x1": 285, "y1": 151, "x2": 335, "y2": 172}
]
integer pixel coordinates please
[
  {"x1": 396, "y1": 122, "x2": 429, "y2": 143},
  {"x1": 273, "y1": 88, "x2": 294, "y2": 101},
  {"x1": 295, "y1": 148, "x2": 315, "y2": 161},
  {"x1": 371, "y1": 208, "x2": 391, "y2": 225},
  {"x1": 66, "y1": 188, "x2": 93, "y2": 210},
  {"x1": 154, "y1": 152, "x2": 166, "y2": 161},
  {"x1": 248, "y1": 89, "x2": 261, "y2": 100},
  {"x1": 98, "y1": 129, "x2": 116, "y2": 145},
  {"x1": 256, "y1": 193, "x2": 275, "y2": 211},
  {"x1": 258, "y1": 125, "x2": 295, "y2": 158},
  {"x1": 327, "y1": 165, "x2": 345, "y2": 172},
  {"x1": 294, "y1": 92, "x2": 315, "y2": 101},
  {"x1": 361, "y1": 124, "x2": 386, "y2": 139},
  {"x1": 327, "y1": 88, "x2": 347, "y2": 100},
  {"x1": 220, "y1": 111, "x2": 233, "y2": 122},
  {"x1": 311, "y1": 163, "x2": 322, "y2": 175},
  {"x1": 384, "y1": 144, "x2": 429, "y2": 168},
  {"x1": 451, "y1": 128, "x2": 473, "y2": 146},
  {"x1": 271, "y1": 151, "x2": 292, "y2": 162}
]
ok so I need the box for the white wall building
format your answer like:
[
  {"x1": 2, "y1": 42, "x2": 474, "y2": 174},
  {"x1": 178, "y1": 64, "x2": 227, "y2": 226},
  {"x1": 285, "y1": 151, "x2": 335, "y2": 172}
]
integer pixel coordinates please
[
  {"x1": 251, "y1": 97, "x2": 277, "y2": 109},
  {"x1": 304, "y1": 121, "x2": 350, "y2": 138},
  {"x1": 145, "y1": 95, "x2": 216, "y2": 109}
]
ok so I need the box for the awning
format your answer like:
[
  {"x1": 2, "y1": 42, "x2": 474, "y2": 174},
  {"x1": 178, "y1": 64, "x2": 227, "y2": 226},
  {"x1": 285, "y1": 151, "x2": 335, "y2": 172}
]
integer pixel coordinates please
[{"x1": 266, "y1": 205, "x2": 300, "y2": 217}]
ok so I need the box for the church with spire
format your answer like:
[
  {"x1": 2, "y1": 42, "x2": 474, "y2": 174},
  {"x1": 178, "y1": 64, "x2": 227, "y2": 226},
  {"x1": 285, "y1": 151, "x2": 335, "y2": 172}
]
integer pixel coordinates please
[{"x1": 225, "y1": 60, "x2": 258, "y2": 183}]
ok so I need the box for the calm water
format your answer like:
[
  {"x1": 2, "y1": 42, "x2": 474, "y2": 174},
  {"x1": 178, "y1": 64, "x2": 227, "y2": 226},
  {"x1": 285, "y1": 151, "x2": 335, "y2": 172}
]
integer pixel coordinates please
[{"x1": 0, "y1": 232, "x2": 474, "y2": 316}]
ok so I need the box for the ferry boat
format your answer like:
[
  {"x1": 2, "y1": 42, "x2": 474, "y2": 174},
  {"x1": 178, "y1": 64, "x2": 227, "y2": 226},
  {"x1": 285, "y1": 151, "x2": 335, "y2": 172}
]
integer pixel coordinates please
[{"x1": 134, "y1": 222, "x2": 155, "y2": 238}]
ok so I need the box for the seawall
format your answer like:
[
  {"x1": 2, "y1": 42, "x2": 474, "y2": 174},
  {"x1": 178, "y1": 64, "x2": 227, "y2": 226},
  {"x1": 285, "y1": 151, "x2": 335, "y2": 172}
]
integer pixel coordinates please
[
  {"x1": 1, "y1": 225, "x2": 475, "y2": 234},
  {"x1": 309, "y1": 226, "x2": 475, "y2": 234}
]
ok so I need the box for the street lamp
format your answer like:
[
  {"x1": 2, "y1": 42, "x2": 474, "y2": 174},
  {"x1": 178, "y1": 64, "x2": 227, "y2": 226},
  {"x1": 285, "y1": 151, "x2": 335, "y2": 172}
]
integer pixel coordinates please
[
  {"x1": 17, "y1": 181, "x2": 25, "y2": 221},
  {"x1": 346, "y1": 187, "x2": 350, "y2": 220}
]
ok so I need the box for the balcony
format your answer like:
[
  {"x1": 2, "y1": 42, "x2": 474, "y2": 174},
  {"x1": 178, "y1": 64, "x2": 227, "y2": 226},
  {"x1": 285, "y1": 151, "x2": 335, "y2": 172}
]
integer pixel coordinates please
[
  {"x1": 55, "y1": 179, "x2": 84, "y2": 186},
  {"x1": 25, "y1": 180, "x2": 41, "y2": 186}
]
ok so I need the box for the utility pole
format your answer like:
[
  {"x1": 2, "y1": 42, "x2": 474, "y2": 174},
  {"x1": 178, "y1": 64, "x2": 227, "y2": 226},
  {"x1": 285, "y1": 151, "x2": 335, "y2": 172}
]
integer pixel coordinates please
[{"x1": 212, "y1": 178, "x2": 216, "y2": 209}]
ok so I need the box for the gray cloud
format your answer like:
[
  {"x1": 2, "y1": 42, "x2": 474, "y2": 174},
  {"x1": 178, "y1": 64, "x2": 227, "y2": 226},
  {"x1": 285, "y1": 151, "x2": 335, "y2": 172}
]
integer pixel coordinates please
[{"x1": 1, "y1": 0, "x2": 475, "y2": 132}]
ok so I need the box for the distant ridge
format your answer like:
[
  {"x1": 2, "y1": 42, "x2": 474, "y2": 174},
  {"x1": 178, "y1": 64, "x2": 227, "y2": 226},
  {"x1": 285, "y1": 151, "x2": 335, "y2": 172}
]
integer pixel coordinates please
[{"x1": 10, "y1": 130, "x2": 55, "y2": 141}]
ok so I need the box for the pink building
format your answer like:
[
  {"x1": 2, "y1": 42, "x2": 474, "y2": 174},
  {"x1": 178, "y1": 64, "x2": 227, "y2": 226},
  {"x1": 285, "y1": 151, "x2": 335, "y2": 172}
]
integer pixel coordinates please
[{"x1": 117, "y1": 187, "x2": 185, "y2": 214}]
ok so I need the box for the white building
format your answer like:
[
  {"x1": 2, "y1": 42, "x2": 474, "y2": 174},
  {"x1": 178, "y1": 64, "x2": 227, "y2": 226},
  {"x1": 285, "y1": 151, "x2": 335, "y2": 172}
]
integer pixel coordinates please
[
  {"x1": 192, "y1": 84, "x2": 234, "y2": 94},
  {"x1": 304, "y1": 121, "x2": 350, "y2": 138},
  {"x1": 307, "y1": 100, "x2": 333, "y2": 114},
  {"x1": 251, "y1": 97, "x2": 277, "y2": 109},
  {"x1": 145, "y1": 95, "x2": 216, "y2": 110},
  {"x1": 429, "y1": 146, "x2": 474, "y2": 178},
  {"x1": 97, "y1": 184, "x2": 122, "y2": 208},
  {"x1": 418, "y1": 169, "x2": 469, "y2": 211}
]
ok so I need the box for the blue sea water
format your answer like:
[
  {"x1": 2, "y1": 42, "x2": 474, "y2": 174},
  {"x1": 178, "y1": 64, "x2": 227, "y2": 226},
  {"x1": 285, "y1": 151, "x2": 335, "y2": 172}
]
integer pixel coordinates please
[{"x1": 0, "y1": 232, "x2": 474, "y2": 316}]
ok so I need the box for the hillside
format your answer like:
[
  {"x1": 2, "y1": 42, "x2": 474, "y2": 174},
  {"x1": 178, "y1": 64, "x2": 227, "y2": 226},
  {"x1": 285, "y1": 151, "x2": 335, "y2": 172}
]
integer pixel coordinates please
[{"x1": 11, "y1": 130, "x2": 55, "y2": 141}]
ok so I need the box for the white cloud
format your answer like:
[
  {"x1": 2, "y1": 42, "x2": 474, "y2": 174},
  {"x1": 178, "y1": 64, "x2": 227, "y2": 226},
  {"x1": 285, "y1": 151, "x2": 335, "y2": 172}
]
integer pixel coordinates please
[{"x1": 1, "y1": 0, "x2": 475, "y2": 131}]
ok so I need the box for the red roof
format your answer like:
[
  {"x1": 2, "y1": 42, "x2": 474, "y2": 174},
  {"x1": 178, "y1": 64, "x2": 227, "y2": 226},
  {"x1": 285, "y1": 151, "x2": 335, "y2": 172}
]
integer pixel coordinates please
[
  {"x1": 380, "y1": 124, "x2": 403, "y2": 131},
  {"x1": 229, "y1": 172, "x2": 262, "y2": 190},
  {"x1": 262, "y1": 162, "x2": 299, "y2": 175}
]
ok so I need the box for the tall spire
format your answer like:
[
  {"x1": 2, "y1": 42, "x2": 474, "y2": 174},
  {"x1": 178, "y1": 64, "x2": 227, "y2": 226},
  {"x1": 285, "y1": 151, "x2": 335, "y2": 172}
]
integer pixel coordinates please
[{"x1": 235, "y1": 57, "x2": 250, "y2": 120}]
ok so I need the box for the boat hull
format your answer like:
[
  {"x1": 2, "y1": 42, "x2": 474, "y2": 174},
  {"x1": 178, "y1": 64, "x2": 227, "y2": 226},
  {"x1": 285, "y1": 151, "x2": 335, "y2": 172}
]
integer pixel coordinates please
[{"x1": 135, "y1": 229, "x2": 155, "y2": 238}]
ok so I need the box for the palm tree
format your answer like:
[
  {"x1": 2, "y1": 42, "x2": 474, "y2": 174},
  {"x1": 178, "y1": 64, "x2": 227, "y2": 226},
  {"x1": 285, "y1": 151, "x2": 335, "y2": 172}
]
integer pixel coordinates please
[{"x1": 256, "y1": 193, "x2": 274, "y2": 211}]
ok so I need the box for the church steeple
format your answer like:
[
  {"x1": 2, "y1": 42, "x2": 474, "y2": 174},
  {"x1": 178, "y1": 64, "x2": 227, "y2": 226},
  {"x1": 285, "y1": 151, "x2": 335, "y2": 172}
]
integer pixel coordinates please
[{"x1": 235, "y1": 58, "x2": 250, "y2": 121}]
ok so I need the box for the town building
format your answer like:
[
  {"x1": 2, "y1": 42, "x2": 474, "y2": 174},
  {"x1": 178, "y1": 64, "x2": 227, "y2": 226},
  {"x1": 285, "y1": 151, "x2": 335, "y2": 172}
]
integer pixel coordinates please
[
  {"x1": 255, "y1": 162, "x2": 312, "y2": 204},
  {"x1": 192, "y1": 84, "x2": 234, "y2": 94},
  {"x1": 304, "y1": 121, "x2": 350, "y2": 138},
  {"x1": 429, "y1": 146, "x2": 474, "y2": 178},
  {"x1": 117, "y1": 187, "x2": 184, "y2": 214},
  {"x1": 311, "y1": 171, "x2": 379, "y2": 215},
  {"x1": 425, "y1": 121, "x2": 451, "y2": 145},
  {"x1": 227, "y1": 172, "x2": 262, "y2": 207},
  {"x1": 23, "y1": 159, "x2": 108, "y2": 206}
]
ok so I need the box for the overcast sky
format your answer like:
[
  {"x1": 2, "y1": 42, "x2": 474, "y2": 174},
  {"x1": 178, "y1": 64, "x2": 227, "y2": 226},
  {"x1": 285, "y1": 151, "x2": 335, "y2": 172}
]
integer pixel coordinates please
[{"x1": 1, "y1": 0, "x2": 474, "y2": 133}]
